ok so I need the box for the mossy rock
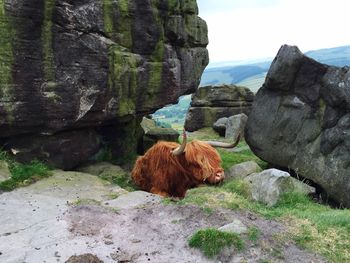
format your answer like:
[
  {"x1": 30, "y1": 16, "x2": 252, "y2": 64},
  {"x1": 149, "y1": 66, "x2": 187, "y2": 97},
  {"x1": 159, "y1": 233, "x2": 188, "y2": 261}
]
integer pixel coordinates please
[{"x1": 143, "y1": 127, "x2": 180, "y2": 151}]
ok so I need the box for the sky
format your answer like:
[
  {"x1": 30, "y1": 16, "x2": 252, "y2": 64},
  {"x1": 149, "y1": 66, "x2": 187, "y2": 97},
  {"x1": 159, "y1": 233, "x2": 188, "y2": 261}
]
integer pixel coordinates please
[{"x1": 196, "y1": 0, "x2": 350, "y2": 65}]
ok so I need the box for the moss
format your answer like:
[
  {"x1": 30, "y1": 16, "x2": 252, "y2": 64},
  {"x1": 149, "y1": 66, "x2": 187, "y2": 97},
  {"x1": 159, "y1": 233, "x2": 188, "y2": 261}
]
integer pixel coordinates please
[
  {"x1": 102, "y1": 0, "x2": 115, "y2": 37},
  {"x1": 180, "y1": 0, "x2": 199, "y2": 14},
  {"x1": 0, "y1": 1, "x2": 13, "y2": 87},
  {"x1": 103, "y1": 0, "x2": 132, "y2": 49},
  {"x1": 72, "y1": 198, "x2": 102, "y2": 206},
  {"x1": 202, "y1": 107, "x2": 216, "y2": 127},
  {"x1": 167, "y1": 0, "x2": 180, "y2": 14},
  {"x1": 117, "y1": 0, "x2": 132, "y2": 49},
  {"x1": 110, "y1": 119, "x2": 142, "y2": 166},
  {"x1": 0, "y1": 0, "x2": 15, "y2": 123},
  {"x1": 107, "y1": 46, "x2": 138, "y2": 117},
  {"x1": 41, "y1": 0, "x2": 55, "y2": 81},
  {"x1": 118, "y1": 0, "x2": 129, "y2": 13},
  {"x1": 145, "y1": 0, "x2": 165, "y2": 108}
]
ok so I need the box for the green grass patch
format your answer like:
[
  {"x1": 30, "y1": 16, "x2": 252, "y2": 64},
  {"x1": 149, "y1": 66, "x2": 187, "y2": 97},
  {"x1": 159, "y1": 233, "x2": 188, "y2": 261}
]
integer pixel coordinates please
[
  {"x1": 165, "y1": 128, "x2": 350, "y2": 262},
  {"x1": 179, "y1": 186, "x2": 350, "y2": 262},
  {"x1": 98, "y1": 170, "x2": 138, "y2": 192},
  {"x1": 0, "y1": 158, "x2": 52, "y2": 191},
  {"x1": 218, "y1": 146, "x2": 267, "y2": 170},
  {"x1": 223, "y1": 178, "x2": 251, "y2": 198},
  {"x1": 247, "y1": 192, "x2": 350, "y2": 262},
  {"x1": 189, "y1": 228, "x2": 245, "y2": 257},
  {"x1": 247, "y1": 226, "x2": 261, "y2": 243}
]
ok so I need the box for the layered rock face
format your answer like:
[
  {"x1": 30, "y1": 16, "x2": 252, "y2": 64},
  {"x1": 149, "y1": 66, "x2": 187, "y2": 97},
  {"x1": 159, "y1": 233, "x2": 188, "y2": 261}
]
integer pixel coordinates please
[
  {"x1": 245, "y1": 45, "x2": 350, "y2": 207},
  {"x1": 0, "y1": 0, "x2": 208, "y2": 169},
  {"x1": 184, "y1": 85, "x2": 254, "y2": 131}
]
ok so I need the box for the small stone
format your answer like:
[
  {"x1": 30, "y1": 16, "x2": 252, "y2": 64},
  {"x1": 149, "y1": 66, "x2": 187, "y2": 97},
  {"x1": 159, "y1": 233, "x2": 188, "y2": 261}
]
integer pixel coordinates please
[
  {"x1": 65, "y1": 254, "x2": 103, "y2": 263},
  {"x1": 218, "y1": 218, "x2": 248, "y2": 234},
  {"x1": 104, "y1": 234, "x2": 112, "y2": 239}
]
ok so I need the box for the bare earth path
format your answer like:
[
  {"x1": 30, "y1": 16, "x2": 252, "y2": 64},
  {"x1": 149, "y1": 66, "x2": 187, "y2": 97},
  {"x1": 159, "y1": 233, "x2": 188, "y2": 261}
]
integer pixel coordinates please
[{"x1": 0, "y1": 170, "x2": 326, "y2": 263}]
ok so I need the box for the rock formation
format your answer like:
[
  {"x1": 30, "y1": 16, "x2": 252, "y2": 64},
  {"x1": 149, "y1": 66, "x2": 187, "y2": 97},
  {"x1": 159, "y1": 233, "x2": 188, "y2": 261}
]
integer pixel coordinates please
[
  {"x1": 184, "y1": 85, "x2": 254, "y2": 131},
  {"x1": 0, "y1": 0, "x2": 208, "y2": 169},
  {"x1": 140, "y1": 117, "x2": 179, "y2": 151},
  {"x1": 245, "y1": 45, "x2": 350, "y2": 207}
]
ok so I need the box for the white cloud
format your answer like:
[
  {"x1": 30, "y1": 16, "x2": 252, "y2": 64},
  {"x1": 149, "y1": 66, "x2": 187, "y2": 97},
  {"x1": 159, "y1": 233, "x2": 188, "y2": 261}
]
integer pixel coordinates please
[{"x1": 197, "y1": 0, "x2": 350, "y2": 63}]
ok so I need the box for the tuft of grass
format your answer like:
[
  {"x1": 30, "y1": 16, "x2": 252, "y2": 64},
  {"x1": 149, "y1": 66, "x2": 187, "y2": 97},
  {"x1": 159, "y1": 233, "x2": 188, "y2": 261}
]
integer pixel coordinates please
[
  {"x1": 223, "y1": 178, "x2": 251, "y2": 198},
  {"x1": 202, "y1": 206, "x2": 214, "y2": 215},
  {"x1": 247, "y1": 226, "x2": 261, "y2": 243},
  {"x1": 0, "y1": 159, "x2": 52, "y2": 191},
  {"x1": 189, "y1": 228, "x2": 245, "y2": 257},
  {"x1": 99, "y1": 172, "x2": 138, "y2": 192}
]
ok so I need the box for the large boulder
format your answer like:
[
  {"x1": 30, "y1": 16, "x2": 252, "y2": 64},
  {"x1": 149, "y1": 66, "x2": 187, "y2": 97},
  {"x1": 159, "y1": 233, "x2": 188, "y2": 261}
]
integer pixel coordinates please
[
  {"x1": 225, "y1": 113, "x2": 248, "y2": 139},
  {"x1": 245, "y1": 169, "x2": 315, "y2": 207},
  {"x1": 0, "y1": 0, "x2": 208, "y2": 169},
  {"x1": 213, "y1": 117, "x2": 227, "y2": 136},
  {"x1": 245, "y1": 45, "x2": 350, "y2": 207},
  {"x1": 184, "y1": 85, "x2": 254, "y2": 131},
  {"x1": 225, "y1": 161, "x2": 262, "y2": 180}
]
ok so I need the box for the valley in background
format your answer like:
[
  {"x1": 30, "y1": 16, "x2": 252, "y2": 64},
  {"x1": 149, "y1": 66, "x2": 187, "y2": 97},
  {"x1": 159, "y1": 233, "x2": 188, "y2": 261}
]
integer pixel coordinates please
[{"x1": 153, "y1": 45, "x2": 350, "y2": 129}]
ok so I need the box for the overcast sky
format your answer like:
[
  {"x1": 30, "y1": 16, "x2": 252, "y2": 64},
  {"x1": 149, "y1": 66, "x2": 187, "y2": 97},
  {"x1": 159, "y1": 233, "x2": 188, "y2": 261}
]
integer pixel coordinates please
[{"x1": 197, "y1": 0, "x2": 350, "y2": 64}]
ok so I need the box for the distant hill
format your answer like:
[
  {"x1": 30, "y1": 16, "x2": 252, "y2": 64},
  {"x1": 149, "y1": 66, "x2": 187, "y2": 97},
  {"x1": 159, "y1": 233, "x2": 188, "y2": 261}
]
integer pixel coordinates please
[
  {"x1": 200, "y1": 45, "x2": 350, "y2": 91},
  {"x1": 305, "y1": 45, "x2": 350, "y2": 67},
  {"x1": 154, "y1": 45, "x2": 350, "y2": 127}
]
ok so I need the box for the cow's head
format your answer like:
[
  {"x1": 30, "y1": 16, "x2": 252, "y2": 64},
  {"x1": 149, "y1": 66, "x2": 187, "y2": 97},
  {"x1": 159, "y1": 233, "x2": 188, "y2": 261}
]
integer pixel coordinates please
[{"x1": 171, "y1": 130, "x2": 241, "y2": 185}]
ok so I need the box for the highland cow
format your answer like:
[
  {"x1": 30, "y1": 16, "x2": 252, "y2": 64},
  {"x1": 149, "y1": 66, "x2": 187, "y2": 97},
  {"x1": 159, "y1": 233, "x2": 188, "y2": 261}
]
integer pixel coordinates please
[{"x1": 131, "y1": 131, "x2": 240, "y2": 198}]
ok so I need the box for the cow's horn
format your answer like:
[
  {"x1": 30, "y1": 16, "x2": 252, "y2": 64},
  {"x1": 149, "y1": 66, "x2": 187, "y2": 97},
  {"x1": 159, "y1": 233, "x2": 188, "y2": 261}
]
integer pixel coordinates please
[
  {"x1": 205, "y1": 134, "x2": 241, "y2": 148},
  {"x1": 171, "y1": 130, "x2": 187, "y2": 156}
]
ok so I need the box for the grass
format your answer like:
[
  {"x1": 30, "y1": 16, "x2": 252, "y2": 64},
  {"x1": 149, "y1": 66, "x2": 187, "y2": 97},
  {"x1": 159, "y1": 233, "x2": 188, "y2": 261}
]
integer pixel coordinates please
[
  {"x1": 218, "y1": 147, "x2": 268, "y2": 170},
  {"x1": 98, "y1": 170, "x2": 138, "y2": 192},
  {"x1": 0, "y1": 150, "x2": 52, "y2": 191},
  {"x1": 223, "y1": 178, "x2": 251, "y2": 198},
  {"x1": 189, "y1": 228, "x2": 245, "y2": 257},
  {"x1": 165, "y1": 128, "x2": 350, "y2": 262},
  {"x1": 180, "y1": 185, "x2": 350, "y2": 262},
  {"x1": 107, "y1": 174, "x2": 137, "y2": 191},
  {"x1": 247, "y1": 226, "x2": 261, "y2": 243}
]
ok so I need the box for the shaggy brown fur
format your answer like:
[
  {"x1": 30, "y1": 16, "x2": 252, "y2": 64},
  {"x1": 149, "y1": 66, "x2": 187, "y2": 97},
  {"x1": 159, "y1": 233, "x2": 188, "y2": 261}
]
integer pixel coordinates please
[{"x1": 131, "y1": 140, "x2": 224, "y2": 198}]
